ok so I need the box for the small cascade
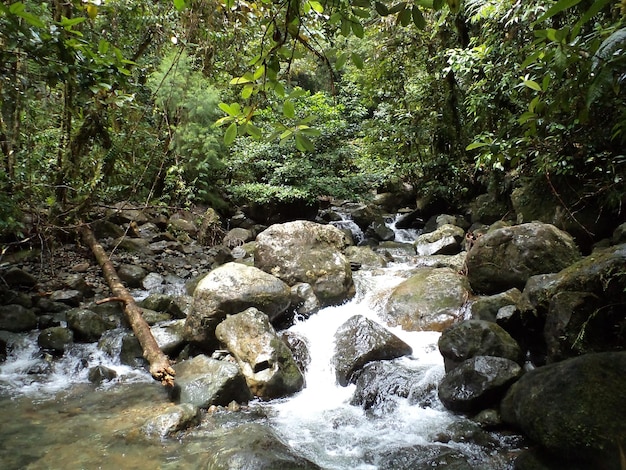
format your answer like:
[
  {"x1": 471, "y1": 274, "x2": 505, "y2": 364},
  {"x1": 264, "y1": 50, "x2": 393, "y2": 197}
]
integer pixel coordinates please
[
  {"x1": 386, "y1": 214, "x2": 421, "y2": 243},
  {"x1": 329, "y1": 210, "x2": 365, "y2": 244}
]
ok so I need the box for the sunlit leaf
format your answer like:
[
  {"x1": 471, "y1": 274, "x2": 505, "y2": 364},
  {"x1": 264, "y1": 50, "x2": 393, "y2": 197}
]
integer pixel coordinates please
[
  {"x1": 241, "y1": 84, "x2": 254, "y2": 99},
  {"x1": 335, "y1": 52, "x2": 348, "y2": 70},
  {"x1": 309, "y1": 1, "x2": 324, "y2": 13},
  {"x1": 173, "y1": 0, "x2": 187, "y2": 11},
  {"x1": 283, "y1": 100, "x2": 296, "y2": 118},
  {"x1": 224, "y1": 122, "x2": 238, "y2": 145},
  {"x1": 295, "y1": 133, "x2": 315, "y2": 152},
  {"x1": 245, "y1": 123, "x2": 263, "y2": 139},
  {"x1": 522, "y1": 79, "x2": 542, "y2": 92},
  {"x1": 466, "y1": 142, "x2": 491, "y2": 151},
  {"x1": 534, "y1": 0, "x2": 582, "y2": 25}
]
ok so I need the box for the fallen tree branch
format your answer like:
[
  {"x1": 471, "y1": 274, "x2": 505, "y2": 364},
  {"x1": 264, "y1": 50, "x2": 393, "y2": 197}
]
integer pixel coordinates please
[{"x1": 79, "y1": 225, "x2": 175, "y2": 387}]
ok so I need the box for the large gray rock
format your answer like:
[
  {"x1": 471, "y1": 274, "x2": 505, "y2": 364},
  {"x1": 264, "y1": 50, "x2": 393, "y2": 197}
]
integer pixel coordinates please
[
  {"x1": 185, "y1": 262, "x2": 291, "y2": 347},
  {"x1": 465, "y1": 222, "x2": 581, "y2": 294},
  {"x1": 0, "y1": 304, "x2": 38, "y2": 332},
  {"x1": 332, "y1": 315, "x2": 412, "y2": 387},
  {"x1": 199, "y1": 423, "x2": 321, "y2": 470},
  {"x1": 368, "y1": 444, "x2": 474, "y2": 470},
  {"x1": 66, "y1": 308, "x2": 118, "y2": 342},
  {"x1": 414, "y1": 224, "x2": 465, "y2": 256},
  {"x1": 117, "y1": 264, "x2": 147, "y2": 288},
  {"x1": 171, "y1": 355, "x2": 252, "y2": 408},
  {"x1": 254, "y1": 221, "x2": 355, "y2": 306},
  {"x1": 520, "y1": 243, "x2": 626, "y2": 362},
  {"x1": 501, "y1": 352, "x2": 626, "y2": 469},
  {"x1": 37, "y1": 326, "x2": 74, "y2": 353},
  {"x1": 382, "y1": 268, "x2": 471, "y2": 332},
  {"x1": 141, "y1": 403, "x2": 200, "y2": 440},
  {"x1": 470, "y1": 288, "x2": 522, "y2": 322},
  {"x1": 3, "y1": 267, "x2": 37, "y2": 288},
  {"x1": 438, "y1": 320, "x2": 523, "y2": 372},
  {"x1": 438, "y1": 355, "x2": 522, "y2": 413},
  {"x1": 151, "y1": 319, "x2": 186, "y2": 356},
  {"x1": 215, "y1": 308, "x2": 304, "y2": 399}
]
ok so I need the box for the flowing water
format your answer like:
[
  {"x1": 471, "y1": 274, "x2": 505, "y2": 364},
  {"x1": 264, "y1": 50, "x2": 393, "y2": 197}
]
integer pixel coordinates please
[{"x1": 0, "y1": 222, "x2": 524, "y2": 469}]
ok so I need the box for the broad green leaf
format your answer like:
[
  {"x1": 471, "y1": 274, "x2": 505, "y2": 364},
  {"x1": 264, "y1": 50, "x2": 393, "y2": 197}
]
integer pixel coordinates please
[
  {"x1": 412, "y1": 6, "x2": 426, "y2": 29},
  {"x1": 353, "y1": 0, "x2": 371, "y2": 7},
  {"x1": 224, "y1": 122, "x2": 238, "y2": 145},
  {"x1": 309, "y1": 1, "x2": 324, "y2": 13},
  {"x1": 466, "y1": 142, "x2": 490, "y2": 151},
  {"x1": 289, "y1": 88, "x2": 307, "y2": 99},
  {"x1": 215, "y1": 116, "x2": 233, "y2": 127},
  {"x1": 352, "y1": 20, "x2": 364, "y2": 38},
  {"x1": 446, "y1": 0, "x2": 460, "y2": 13},
  {"x1": 572, "y1": 0, "x2": 611, "y2": 39},
  {"x1": 518, "y1": 111, "x2": 537, "y2": 125},
  {"x1": 388, "y1": 2, "x2": 407, "y2": 14},
  {"x1": 273, "y1": 81, "x2": 285, "y2": 98},
  {"x1": 59, "y1": 16, "x2": 86, "y2": 27},
  {"x1": 241, "y1": 84, "x2": 254, "y2": 99},
  {"x1": 295, "y1": 133, "x2": 314, "y2": 152},
  {"x1": 245, "y1": 123, "x2": 263, "y2": 139},
  {"x1": 433, "y1": 0, "x2": 444, "y2": 10},
  {"x1": 298, "y1": 126, "x2": 322, "y2": 137},
  {"x1": 98, "y1": 39, "x2": 110, "y2": 54},
  {"x1": 398, "y1": 7, "x2": 412, "y2": 27},
  {"x1": 374, "y1": 2, "x2": 389, "y2": 16},
  {"x1": 283, "y1": 100, "x2": 296, "y2": 119},
  {"x1": 16, "y1": 10, "x2": 45, "y2": 28},
  {"x1": 329, "y1": 12, "x2": 342, "y2": 24},
  {"x1": 534, "y1": 0, "x2": 582, "y2": 25},
  {"x1": 9, "y1": 2, "x2": 25, "y2": 14},
  {"x1": 335, "y1": 52, "x2": 348, "y2": 70},
  {"x1": 351, "y1": 52, "x2": 364, "y2": 69},
  {"x1": 173, "y1": 0, "x2": 187, "y2": 11},
  {"x1": 219, "y1": 102, "x2": 241, "y2": 116},
  {"x1": 522, "y1": 79, "x2": 542, "y2": 92},
  {"x1": 352, "y1": 7, "x2": 371, "y2": 19},
  {"x1": 253, "y1": 64, "x2": 265, "y2": 80},
  {"x1": 341, "y1": 18, "x2": 351, "y2": 37}
]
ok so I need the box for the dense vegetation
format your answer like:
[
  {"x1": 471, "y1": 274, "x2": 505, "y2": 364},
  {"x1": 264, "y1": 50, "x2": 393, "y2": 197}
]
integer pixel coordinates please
[{"x1": 1, "y1": 0, "x2": 625, "y2": 238}]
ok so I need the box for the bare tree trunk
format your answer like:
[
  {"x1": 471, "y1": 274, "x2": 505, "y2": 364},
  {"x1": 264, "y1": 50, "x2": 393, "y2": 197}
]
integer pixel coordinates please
[{"x1": 80, "y1": 225, "x2": 175, "y2": 387}]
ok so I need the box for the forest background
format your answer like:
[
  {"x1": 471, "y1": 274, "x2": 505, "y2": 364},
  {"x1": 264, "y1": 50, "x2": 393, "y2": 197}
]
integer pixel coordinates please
[{"x1": 1, "y1": 0, "x2": 625, "y2": 240}]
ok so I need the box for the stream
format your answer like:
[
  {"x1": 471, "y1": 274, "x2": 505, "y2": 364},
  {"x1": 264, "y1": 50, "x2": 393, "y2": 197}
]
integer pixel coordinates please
[{"x1": 0, "y1": 220, "x2": 524, "y2": 469}]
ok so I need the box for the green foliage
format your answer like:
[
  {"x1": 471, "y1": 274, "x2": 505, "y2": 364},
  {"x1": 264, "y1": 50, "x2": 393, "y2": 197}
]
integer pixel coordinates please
[{"x1": 148, "y1": 51, "x2": 225, "y2": 204}]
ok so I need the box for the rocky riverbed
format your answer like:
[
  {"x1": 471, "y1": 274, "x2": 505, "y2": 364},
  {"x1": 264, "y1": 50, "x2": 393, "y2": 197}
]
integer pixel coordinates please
[{"x1": 1, "y1": 200, "x2": 625, "y2": 469}]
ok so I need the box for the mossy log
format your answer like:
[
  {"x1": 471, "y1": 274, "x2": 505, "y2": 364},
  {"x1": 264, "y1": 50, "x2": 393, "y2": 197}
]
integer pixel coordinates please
[{"x1": 80, "y1": 225, "x2": 175, "y2": 387}]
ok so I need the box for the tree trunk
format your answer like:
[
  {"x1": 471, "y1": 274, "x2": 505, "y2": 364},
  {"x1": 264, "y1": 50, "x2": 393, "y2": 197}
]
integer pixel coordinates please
[{"x1": 79, "y1": 225, "x2": 175, "y2": 387}]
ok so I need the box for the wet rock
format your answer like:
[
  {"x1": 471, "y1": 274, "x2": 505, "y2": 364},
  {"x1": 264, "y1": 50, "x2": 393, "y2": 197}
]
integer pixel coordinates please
[
  {"x1": 37, "y1": 326, "x2": 74, "y2": 354},
  {"x1": 365, "y1": 218, "x2": 395, "y2": 242},
  {"x1": 0, "y1": 336, "x2": 6, "y2": 362},
  {"x1": 289, "y1": 283, "x2": 321, "y2": 317},
  {"x1": 88, "y1": 365, "x2": 118, "y2": 384},
  {"x1": 66, "y1": 308, "x2": 118, "y2": 342},
  {"x1": 611, "y1": 222, "x2": 626, "y2": 245},
  {"x1": 254, "y1": 220, "x2": 355, "y2": 306},
  {"x1": 185, "y1": 262, "x2": 292, "y2": 347},
  {"x1": 141, "y1": 403, "x2": 201, "y2": 440},
  {"x1": 469, "y1": 193, "x2": 511, "y2": 225},
  {"x1": 63, "y1": 273, "x2": 95, "y2": 298},
  {"x1": 345, "y1": 246, "x2": 388, "y2": 268},
  {"x1": 345, "y1": 203, "x2": 383, "y2": 231},
  {"x1": 92, "y1": 219, "x2": 125, "y2": 239},
  {"x1": 141, "y1": 308, "x2": 171, "y2": 325},
  {"x1": 438, "y1": 355, "x2": 522, "y2": 413},
  {"x1": 438, "y1": 320, "x2": 523, "y2": 372},
  {"x1": 35, "y1": 298, "x2": 69, "y2": 314},
  {"x1": 280, "y1": 331, "x2": 311, "y2": 374},
  {"x1": 465, "y1": 222, "x2": 581, "y2": 294},
  {"x1": 0, "y1": 289, "x2": 33, "y2": 308},
  {"x1": 151, "y1": 319, "x2": 186, "y2": 356},
  {"x1": 107, "y1": 203, "x2": 150, "y2": 225},
  {"x1": 114, "y1": 237, "x2": 150, "y2": 252},
  {"x1": 137, "y1": 222, "x2": 160, "y2": 239},
  {"x1": 223, "y1": 227, "x2": 254, "y2": 248},
  {"x1": 215, "y1": 307, "x2": 304, "y2": 399},
  {"x1": 413, "y1": 252, "x2": 467, "y2": 272},
  {"x1": 332, "y1": 315, "x2": 412, "y2": 387},
  {"x1": 118, "y1": 264, "x2": 147, "y2": 288},
  {"x1": 350, "y1": 360, "x2": 435, "y2": 411},
  {"x1": 2, "y1": 267, "x2": 38, "y2": 288},
  {"x1": 0, "y1": 304, "x2": 38, "y2": 332},
  {"x1": 501, "y1": 352, "x2": 626, "y2": 470},
  {"x1": 382, "y1": 267, "x2": 470, "y2": 332},
  {"x1": 470, "y1": 288, "x2": 522, "y2": 322},
  {"x1": 142, "y1": 272, "x2": 164, "y2": 291},
  {"x1": 120, "y1": 332, "x2": 147, "y2": 367},
  {"x1": 171, "y1": 355, "x2": 252, "y2": 408},
  {"x1": 168, "y1": 217, "x2": 198, "y2": 236},
  {"x1": 200, "y1": 423, "x2": 322, "y2": 469},
  {"x1": 368, "y1": 444, "x2": 474, "y2": 470},
  {"x1": 48, "y1": 289, "x2": 83, "y2": 307},
  {"x1": 140, "y1": 293, "x2": 190, "y2": 319},
  {"x1": 414, "y1": 224, "x2": 465, "y2": 256}
]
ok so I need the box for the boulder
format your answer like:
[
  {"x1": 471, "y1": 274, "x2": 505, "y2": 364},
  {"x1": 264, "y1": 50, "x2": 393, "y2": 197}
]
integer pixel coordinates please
[
  {"x1": 139, "y1": 293, "x2": 190, "y2": 319},
  {"x1": 289, "y1": 283, "x2": 321, "y2": 317},
  {"x1": 438, "y1": 356, "x2": 522, "y2": 413},
  {"x1": 469, "y1": 193, "x2": 511, "y2": 225},
  {"x1": 141, "y1": 403, "x2": 201, "y2": 440},
  {"x1": 117, "y1": 264, "x2": 147, "y2": 288},
  {"x1": 414, "y1": 224, "x2": 465, "y2": 256},
  {"x1": 48, "y1": 289, "x2": 83, "y2": 307},
  {"x1": 37, "y1": 326, "x2": 74, "y2": 354},
  {"x1": 345, "y1": 246, "x2": 388, "y2": 269},
  {"x1": 501, "y1": 352, "x2": 626, "y2": 469},
  {"x1": 254, "y1": 220, "x2": 355, "y2": 306},
  {"x1": 215, "y1": 308, "x2": 304, "y2": 399},
  {"x1": 469, "y1": 288, "x2": 522, "y2": 322},
  {"x1": 223, "y1": 227, "x2": 254, "y2": 248},
  {"x1": 365, "y1": 218, "x2": 396, "y2": 242},
  {"x1": 382, "y1": 268, "x2": 471, "y2": 332},
  {"x1": 66, "y1": 308, "x2": 118, "y2": 342},
  {"x1": 350, "y1": 360, "x2": 438, "y2": 411},
  {"x1": 332, "y1": 315, "x2": 412, "y2": 387},
  {"x1": 367, "y1": 444, "x2": 474, "y2": 470},
  {"x1": 0, "y1": 305, "x2": 38, "y2": 332},
  {"x1": 185, "y1": 262, "x2": 291, "y2": 347},
  {"x1": 171, "y1": 355, "x2": 252, "y2": 408},
  {"x1": 520, "y1": 243, "x2": 626, "y2": 362},
  {"x1": 150, "y1": 319, "x2": 186, "y2": 357},
  {"x1": 2, "y1": 267, "x2": 37, "y2": 288},
  {"x1": 88, "y1": 365, "x2": 118, "y2": 384},
  {"x1": 199, "y1": 423, "x2": 321, "y2": 469},
  {"x1": 438, "y1": 320, "x2": 523, "y2": 372},
  {"x1": 465, "y1": 222, "x2": 581, "y2": 294}
]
